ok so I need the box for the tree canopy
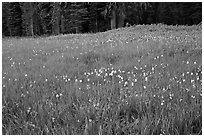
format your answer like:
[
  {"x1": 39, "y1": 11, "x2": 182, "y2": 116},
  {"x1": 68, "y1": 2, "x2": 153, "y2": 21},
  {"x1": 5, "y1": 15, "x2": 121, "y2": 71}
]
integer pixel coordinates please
[{"x1": 2, "y1": 2, "x2": 202, "y2": 37}]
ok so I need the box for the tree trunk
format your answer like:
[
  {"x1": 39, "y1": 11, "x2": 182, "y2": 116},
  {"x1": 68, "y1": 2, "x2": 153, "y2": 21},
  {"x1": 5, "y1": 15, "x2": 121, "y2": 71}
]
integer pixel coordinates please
[
  {"x1": 52, "y1": 2, "x2": 60, "y2": 35},
  {"x1": 117, "y1": 12, "x2": 126, "y2": 28},
  {"x1": 60, "y1": 14, "x2": 65, "y2": 33},
  {"x1": 30, "y1": 15, "x2": 34, "y2": 36},
  {"x1": 6, "y1": 17, "x2": 11, "y2": 36},
  {"x1": 52, "y1": 18, "x2": 60, "y2": 35},
  {"x1": 30, "y1": 3, "x2": 34, "y2": 36},
  {"x1": 23, "y1": 3, "x2": 34, "y2": 36},
  {"x1": 117, "y1": 3, "x2": 126, "y2": 28},
  {"x1": 111, "y1": 7, "x2": 116, "y2": 29},
  {"x1": 76, "y1": 27, "x2": 79, "y2": 33},
  {"x1": 95, "y1": 18, "x2": 98, "y2": 32}
]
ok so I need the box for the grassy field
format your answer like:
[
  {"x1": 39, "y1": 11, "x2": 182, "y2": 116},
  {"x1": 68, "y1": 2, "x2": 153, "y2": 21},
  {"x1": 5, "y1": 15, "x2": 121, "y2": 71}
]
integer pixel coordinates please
[{"x1": 2, "y1": 24, "x2": 202, "y2": 135}]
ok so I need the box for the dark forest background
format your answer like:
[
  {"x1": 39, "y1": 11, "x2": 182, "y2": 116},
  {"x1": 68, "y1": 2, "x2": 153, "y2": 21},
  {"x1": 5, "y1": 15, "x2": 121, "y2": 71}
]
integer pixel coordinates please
[{"x1": 2, "y1": 2, "x2": 202, "y2": 37}]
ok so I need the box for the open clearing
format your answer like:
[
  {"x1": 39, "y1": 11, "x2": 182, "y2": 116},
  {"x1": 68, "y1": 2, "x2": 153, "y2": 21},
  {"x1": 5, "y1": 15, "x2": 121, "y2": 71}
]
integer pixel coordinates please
[{"x1": 2, "y1": 24, "x2": 202, "y2": 135}]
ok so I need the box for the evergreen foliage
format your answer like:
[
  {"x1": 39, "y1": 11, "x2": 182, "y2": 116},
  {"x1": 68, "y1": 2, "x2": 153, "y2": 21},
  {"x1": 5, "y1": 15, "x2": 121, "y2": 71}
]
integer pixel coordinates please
[
  {"x1": 7, "y1": 2, "x2": 23, "y2": 36},
  {"x1": 2, "y1": 2, "x2": 202, "y2": 37}
]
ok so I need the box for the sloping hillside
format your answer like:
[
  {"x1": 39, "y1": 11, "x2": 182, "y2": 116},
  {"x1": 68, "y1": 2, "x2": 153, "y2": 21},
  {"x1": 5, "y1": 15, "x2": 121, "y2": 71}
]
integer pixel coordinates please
[{"x1": 2, "y1": 24, "x2": 202, "y2": 135}]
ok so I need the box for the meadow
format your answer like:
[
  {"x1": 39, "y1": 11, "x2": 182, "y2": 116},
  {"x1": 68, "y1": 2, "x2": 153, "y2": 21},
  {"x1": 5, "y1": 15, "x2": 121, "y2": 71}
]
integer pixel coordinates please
[{"x1": 2, "y1": 24, "x2": 202, "y2": 135}]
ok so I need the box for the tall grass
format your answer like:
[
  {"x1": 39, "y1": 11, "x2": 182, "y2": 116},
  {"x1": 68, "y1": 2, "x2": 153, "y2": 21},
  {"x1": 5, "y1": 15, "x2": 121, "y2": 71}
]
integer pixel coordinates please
[{"x1": 2, "y1": 24, "x2": 202, "y2": 135}]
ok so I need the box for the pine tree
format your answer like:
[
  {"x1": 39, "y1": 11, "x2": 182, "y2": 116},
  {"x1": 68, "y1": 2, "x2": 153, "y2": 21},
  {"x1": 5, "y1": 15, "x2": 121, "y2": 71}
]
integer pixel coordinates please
[
  {"x1": 65, "y1": 2, "x2": 89, "y2": 33},
  {"x1": 183, "y1": 2, "x2": 202, "y2": 25},
  {"x1": 51, "y1": 2, "x2": 61, "y2": 35},
  {"x1": 102, "y1": 2, "x2": 151, "y2": 30},
  {"x1": 88, "y1": 2, "x2": 107, "y2": 32},
  {"x1": 7, "y1": 2, "x2": 23, "y2": 36},
  {"x1": 2, "y1": 2, "x2": 202, "y2": 37},
  {"x1": 38, "y1": 2, "x2": 53, "y2": 35},
  {"x1": 2, "y1": 2, "x2": 11, "y2": 36},
  {"x1": 21, "y1": 2, "x2": 35, "y2": 36}
]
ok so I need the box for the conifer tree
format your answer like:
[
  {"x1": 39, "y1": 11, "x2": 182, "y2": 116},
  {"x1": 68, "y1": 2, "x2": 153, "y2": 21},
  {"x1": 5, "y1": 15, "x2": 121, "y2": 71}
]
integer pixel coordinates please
[
  {"x1": 65, "y1": 2, "x2": 89, "y2": 33},
  {"x1": 7, "y1": 2, "x2": 23, "y2": 36},
  {"x1": 21, "y1": 2, "x2": 35, "y2": 36},
  {"x1": 2, "y1": 2, "x2": 11, "y2": 36}
]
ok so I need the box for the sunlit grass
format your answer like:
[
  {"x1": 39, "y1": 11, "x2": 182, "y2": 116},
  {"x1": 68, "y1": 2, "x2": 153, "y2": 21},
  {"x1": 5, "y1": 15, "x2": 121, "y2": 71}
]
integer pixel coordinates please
[{"x1": 2, "y1": 24, "x2": 202, "y2": 135}]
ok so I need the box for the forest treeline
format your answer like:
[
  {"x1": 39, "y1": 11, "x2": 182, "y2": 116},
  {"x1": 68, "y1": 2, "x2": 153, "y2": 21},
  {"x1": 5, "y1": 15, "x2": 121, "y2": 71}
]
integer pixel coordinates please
[{"x1": 2, "y1": 2, "x2": 202, "y2": 37}]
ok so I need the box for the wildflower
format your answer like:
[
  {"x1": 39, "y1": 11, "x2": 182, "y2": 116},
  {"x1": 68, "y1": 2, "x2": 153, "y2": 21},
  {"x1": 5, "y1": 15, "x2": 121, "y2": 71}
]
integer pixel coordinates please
[
  {"x1": 21, "y1": 93, "x2": 25, "y2": 97},
  {"x1": 124, "y1": 81, "x2": 128, "y2": 86},
  {"x1": 131, "y1": 82, "x2": 134, "y2": 86},
  {"x1": 183, "y1": 79, "x2": 186, "y2": 82},
  {"x1": 152, "y1": 67, "x2": 155, "y2": 71},
  {"x1": 191, "y1": 95, "x2": 195, "y2": 98},
  {"x1": 187, "y1": 71, "x2": 189, "y2": 74},
  {"x1": 191, "y1": 79, "x2": 195, "y2": 83},
  {"x1": 56, "y1": 94, "x2": 60, "y2": 98},
  {"x1": 27, "y1": 107, "x2": 31, "y2": 113},
  {"x1": 190, "y1": 72, "x2": 193, "y2": 75},
  {"x1": 143, "y1": 85, "x2": 147, "y2": 89}
]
